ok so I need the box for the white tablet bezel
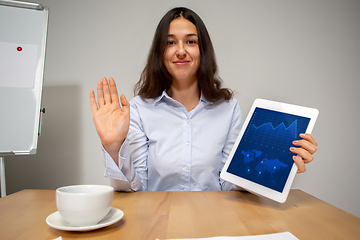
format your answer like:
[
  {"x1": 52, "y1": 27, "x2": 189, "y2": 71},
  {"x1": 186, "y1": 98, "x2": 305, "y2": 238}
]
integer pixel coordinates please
[{"x1": 221, "y1": 98, "x2": 319, "y2": 203}]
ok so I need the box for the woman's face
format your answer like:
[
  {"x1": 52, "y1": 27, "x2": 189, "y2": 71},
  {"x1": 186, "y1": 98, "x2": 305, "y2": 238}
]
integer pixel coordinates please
[{"x1": 163, "y1": 18, "x2": 200, "y2": 85}]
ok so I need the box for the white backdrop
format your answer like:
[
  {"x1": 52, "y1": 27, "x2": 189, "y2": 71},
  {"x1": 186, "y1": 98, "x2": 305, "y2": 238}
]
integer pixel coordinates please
[{"x1": 5, "y1": 0, "x2": 360, "y2": 218}]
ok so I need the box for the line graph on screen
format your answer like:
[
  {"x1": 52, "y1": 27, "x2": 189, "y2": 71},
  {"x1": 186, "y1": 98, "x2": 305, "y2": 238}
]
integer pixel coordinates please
[
  {"x1": 247, "y1": 119, "x2": 298, "y2": 149},
  {"x1": 243, "y1": 108, "x2": 310, "y2": 150}
]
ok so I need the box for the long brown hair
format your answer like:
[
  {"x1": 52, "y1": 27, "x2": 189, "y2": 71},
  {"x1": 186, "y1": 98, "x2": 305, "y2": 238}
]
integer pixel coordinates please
[{"x1": 135, "y1": 7, "x2": 233, "y2": 102}]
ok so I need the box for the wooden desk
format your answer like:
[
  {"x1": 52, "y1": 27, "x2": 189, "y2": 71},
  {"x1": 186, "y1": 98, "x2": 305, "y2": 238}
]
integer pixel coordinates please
[{"x1": 0, "y1": 189, "x2": 359, "y2": 240}]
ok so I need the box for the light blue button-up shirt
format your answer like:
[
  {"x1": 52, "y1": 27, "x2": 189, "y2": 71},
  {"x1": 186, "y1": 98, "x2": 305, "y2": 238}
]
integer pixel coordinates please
[{"x1": 102, "y1": 91, "x2": 243, "y2": 191}]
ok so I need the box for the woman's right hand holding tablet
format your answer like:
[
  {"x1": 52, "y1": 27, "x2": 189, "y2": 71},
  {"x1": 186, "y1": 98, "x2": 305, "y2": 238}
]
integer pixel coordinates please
[{"x1": 89, "y1": 77, "x2": 130, "y2": 164}]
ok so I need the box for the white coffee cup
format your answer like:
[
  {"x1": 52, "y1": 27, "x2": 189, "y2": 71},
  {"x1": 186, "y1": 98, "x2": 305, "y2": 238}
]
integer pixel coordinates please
[{"x1": 56, "y1": 185, "x2": 114, "y2": 226}]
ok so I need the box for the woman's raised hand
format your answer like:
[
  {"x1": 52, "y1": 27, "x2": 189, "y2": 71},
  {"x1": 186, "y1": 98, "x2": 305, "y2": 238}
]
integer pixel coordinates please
[{"x1": 89, "y1": 77, "x2": 130, "y2": 161}]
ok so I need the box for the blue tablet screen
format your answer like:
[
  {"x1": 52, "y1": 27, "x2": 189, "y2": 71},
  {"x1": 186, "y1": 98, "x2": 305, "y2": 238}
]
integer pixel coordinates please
[{"x1": 227, "y1": 107, "x2": 310, "y2": 192}]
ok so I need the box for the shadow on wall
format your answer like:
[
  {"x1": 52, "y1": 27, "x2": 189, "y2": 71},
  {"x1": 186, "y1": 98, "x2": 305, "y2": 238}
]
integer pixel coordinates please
[{"x1": 5, "y1": 85, "x2": 82, "y2": 194}]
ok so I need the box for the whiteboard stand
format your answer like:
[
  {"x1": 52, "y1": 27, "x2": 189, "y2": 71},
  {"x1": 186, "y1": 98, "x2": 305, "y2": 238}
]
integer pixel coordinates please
[
  {"x1": 0, "y1": 1, "x2": 48, "y2": 197},
  {"x1": 0, "y1": 156, "x2": 5, "y2": 197}
]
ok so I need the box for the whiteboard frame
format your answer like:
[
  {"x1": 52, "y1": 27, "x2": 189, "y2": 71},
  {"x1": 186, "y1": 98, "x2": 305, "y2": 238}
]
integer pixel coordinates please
[{"x1": 0, "y1": 1, "x2": 49, "y2": 155}]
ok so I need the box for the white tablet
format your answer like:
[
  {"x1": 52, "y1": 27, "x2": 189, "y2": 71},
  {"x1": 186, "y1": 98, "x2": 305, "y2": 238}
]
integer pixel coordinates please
[{"x1": 221, "y1": 98, "x2": 319, "y2": 203}]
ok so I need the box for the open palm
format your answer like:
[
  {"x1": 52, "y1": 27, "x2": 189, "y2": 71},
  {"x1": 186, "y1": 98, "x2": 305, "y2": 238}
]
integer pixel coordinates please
[{"x1": 89, "y1": 77, "x2": 130, "y2": 158}]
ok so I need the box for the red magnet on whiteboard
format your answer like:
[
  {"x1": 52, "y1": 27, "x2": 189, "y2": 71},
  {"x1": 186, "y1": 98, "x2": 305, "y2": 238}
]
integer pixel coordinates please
[{"x1": 17, "y1": 46, "x2": 22, "y2": 51}]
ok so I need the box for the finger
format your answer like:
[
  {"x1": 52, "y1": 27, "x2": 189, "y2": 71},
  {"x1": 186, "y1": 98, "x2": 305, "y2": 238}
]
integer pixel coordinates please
[
  {"x1": 102, "y1": 77, "x2": 112, "y2": 104},
  {"x1": 290, "y1": 147, "x2": 314, "y2": 164},
  {"x1": 120, "y1": 94, "x2": 130, "y2": 115},
  {"x1": 96, "y1": 80, "x2": 105, "y2": 107},
  {"x1": 293, "y1": 138, "x2": 317, "y2": 155},
  {"x1": 109, "y1": 77, "x2": 119, "y2": 103},
  {"x1": 300, "y1": 133, "x2": 318, "y2": 147},
  {"x1": 89, "y1": 90, "x2": 98, "y2": 112},
  {"x1": 293, "y1": 155, "x2": 306, "y2": 173}
]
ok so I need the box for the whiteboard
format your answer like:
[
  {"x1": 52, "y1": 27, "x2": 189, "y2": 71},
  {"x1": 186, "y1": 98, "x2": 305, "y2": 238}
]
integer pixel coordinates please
[{"x1": 0, "y1": 1, "x2": 49, "y2": 155}]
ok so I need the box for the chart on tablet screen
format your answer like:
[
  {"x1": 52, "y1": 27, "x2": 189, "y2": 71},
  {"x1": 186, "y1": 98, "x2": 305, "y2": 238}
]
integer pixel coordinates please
[{"x1": 227, "y1": 108, "x2": 310, "y2": 192}]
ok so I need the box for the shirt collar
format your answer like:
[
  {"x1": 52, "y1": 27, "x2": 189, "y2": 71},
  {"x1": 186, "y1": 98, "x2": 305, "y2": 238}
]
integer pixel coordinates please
[
  {"x1": 154, "y1": 90, "x2": 213, "y2": 106},
  {"x1": 199, "y1": 92, "x2": 213, "y2": 105},
  {"x1": 154, "y1": 91, "x2": 169, "y2": 105}
]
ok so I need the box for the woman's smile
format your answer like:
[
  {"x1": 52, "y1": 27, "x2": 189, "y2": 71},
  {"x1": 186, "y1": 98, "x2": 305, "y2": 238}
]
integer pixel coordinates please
[{"x1": 173, "y1": 60, "x2": 190, "y2": 66}]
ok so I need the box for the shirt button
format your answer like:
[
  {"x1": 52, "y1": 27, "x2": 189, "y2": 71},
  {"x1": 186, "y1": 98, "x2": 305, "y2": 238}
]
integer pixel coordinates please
[
  {"x1": 131, "y1": 181, "x2": 134, "y2": 185},
  {"x1": 183, "y1": 189, "x2": 187, "y2": 191},
  {"x1": 184, "y1": 166, "x2": 188, "y2": 170},
  {"x1": 186, "y1": 120, "x2": 189, "y2": 123},
  {"x1": 186, "y1": 142, "x2": 189, "y2": 145}
]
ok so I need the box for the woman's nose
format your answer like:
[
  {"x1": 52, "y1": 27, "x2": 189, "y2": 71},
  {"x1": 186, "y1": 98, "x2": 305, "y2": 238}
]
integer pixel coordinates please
[{"x1": 176, "y1": 42, "x2": 187, "y2": 58}]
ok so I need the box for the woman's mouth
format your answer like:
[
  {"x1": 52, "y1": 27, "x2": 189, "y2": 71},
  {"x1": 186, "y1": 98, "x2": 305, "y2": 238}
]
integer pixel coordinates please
[{"x1": 173, "y1": 60, "x2": 190, "y2": 66}]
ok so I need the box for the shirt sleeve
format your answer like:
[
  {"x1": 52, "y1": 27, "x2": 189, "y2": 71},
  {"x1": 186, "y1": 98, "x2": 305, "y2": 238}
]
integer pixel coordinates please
[
  {"x1": 220, "y1": 98, "x2": 245, "y2": 191},
  {"x1": 102, "y1": 140, "x2": 142, "y2": 192},
  {"x1": 102, "y1": 99, "x2": 149, "y2": 192}
]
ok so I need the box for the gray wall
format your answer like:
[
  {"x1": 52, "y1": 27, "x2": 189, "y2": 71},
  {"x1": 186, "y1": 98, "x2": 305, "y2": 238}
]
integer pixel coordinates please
[{"x1": 5, "y1": 0, "x2": 360, "y2": 218}]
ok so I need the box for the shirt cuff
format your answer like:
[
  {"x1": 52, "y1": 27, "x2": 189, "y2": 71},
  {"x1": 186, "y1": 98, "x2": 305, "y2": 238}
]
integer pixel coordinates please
[
  {"x1": 221, "y1": 180, "x2": 246, "y2": 191},
  {"x1": 101, "y1": 139, "x2": 142, "y2": 191}
]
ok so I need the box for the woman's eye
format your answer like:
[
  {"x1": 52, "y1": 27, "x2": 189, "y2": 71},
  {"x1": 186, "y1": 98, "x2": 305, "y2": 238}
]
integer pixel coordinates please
[
  {"x1": 167, "y1": 41, "x2": 175, "y2": 45},
  {"x1": 188, "y1": 40, "x2": 197, "y2": 45}
]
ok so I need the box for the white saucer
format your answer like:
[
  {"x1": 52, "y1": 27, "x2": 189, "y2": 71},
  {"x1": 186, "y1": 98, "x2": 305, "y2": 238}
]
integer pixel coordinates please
[{"x1": 46, "y1": 207, "x2": 124, "y2": 231}]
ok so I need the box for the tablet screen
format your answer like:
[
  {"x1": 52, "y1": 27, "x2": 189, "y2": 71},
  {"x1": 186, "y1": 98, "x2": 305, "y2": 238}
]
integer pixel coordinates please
[{"x1": 226, "y1": 107, "x2": 310, "y2": 193}]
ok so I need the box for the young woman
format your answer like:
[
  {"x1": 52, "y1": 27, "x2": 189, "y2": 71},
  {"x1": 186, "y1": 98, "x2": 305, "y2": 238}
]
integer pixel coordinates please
[{"x1": 89, "y1": 7, "x2": 317, "y2": 192}]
